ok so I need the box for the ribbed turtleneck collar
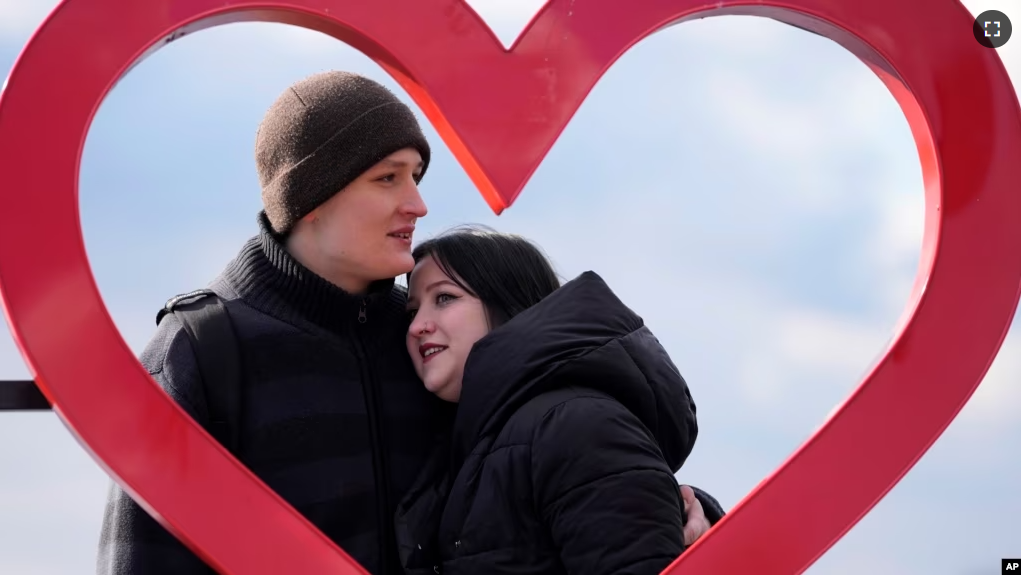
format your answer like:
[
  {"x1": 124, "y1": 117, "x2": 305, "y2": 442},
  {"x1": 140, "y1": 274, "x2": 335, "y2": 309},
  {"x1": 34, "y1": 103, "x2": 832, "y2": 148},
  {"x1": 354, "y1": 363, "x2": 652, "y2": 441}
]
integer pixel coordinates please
[{"x1": 216, "y1": 211, "x2": 404, "y2": 334}]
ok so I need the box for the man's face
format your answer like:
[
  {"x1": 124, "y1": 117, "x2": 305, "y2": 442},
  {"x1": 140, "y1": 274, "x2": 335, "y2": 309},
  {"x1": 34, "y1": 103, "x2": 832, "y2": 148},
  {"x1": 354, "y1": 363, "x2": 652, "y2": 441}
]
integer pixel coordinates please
[{"x1": 300, "y1": 147, "x2": 427, "y2": 292}]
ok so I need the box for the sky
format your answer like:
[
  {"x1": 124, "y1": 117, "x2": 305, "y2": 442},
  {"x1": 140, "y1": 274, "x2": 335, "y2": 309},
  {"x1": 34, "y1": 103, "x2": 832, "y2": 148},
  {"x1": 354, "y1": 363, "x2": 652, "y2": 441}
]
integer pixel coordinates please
[{"x1": 0, "y1": 0, "x2": 1019, "y2": 573}]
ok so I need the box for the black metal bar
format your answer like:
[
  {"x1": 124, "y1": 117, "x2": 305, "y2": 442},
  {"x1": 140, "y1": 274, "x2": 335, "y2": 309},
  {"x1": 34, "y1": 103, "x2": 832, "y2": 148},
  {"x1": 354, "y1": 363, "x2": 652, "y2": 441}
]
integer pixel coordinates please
[{"x1": 0, "y1": 380, "x2": 52, "y2": 410}]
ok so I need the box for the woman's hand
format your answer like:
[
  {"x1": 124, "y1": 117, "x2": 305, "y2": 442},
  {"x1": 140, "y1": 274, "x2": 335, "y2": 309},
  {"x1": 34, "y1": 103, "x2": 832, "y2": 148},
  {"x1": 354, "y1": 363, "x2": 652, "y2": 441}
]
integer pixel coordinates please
[{"x1": 680, "y1": 485, "x2": 712, "y2": 547}]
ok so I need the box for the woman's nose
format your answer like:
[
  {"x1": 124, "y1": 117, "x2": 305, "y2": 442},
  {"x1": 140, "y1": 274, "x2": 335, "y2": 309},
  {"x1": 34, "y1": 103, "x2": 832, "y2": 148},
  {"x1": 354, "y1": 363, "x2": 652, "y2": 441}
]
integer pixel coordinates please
[{"x1": 409, "y1": 316, "x2": 433, "y2": 336}]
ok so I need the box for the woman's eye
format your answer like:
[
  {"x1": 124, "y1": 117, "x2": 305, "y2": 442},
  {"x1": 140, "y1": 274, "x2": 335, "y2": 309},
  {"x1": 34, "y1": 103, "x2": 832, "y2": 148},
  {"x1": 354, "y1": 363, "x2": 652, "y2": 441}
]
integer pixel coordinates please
[
  {"x1": 406, "y1": 308, "x2": 418, "y2": 319},
  {"x1": 436, "y1": 293, "x2": 456, "y2": 305}
]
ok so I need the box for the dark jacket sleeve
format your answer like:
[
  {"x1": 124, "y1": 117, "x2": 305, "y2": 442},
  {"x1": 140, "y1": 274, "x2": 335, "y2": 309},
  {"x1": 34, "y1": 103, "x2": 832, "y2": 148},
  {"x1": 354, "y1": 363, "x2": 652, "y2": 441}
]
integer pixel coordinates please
[
  {"x1": 96, "y1": 314, "x2": 217, "y2": 575},
  {"x1": 530, "y1": 394, "x2": 685, "y2": 575},
  {"x1": 689, "y1": 485, "x2": 726, "y2": 526}
]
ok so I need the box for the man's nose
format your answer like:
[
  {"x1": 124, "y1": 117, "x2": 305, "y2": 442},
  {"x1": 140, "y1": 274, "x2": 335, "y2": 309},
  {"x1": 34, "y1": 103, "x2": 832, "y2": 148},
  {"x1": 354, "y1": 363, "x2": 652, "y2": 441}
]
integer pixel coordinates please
[{"x1": 402, "y1": 182, "x2": 428, "y2": 218}]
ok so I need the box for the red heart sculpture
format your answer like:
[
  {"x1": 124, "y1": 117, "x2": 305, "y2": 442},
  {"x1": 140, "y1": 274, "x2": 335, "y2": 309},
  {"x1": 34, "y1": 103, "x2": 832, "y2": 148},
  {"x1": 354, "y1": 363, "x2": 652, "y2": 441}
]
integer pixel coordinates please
[{"x1": 1, "y1": 0, "x2": 1019, "y2": 573}]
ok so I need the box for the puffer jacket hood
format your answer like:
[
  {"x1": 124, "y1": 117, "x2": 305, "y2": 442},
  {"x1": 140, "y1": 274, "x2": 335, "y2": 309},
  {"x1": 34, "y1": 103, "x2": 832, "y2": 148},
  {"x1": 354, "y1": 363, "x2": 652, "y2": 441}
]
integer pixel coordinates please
[{"x1": 450, "y1": 270, "x2": 697, "y2": 474}]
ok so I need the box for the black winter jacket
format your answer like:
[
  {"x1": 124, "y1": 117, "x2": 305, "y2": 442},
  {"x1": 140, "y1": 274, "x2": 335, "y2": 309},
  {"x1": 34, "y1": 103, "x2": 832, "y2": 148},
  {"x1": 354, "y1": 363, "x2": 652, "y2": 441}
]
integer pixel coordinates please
[
  {"x1": 395, "y1": 271, "x2": 698, "y2": 575},
  {"x1": 97, "y1": 212, "x2": 454, "y2": 575}
]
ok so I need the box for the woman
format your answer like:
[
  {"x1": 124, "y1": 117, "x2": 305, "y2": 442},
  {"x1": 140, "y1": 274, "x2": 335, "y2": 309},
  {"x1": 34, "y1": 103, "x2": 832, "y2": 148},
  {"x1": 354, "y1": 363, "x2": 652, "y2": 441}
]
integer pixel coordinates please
[{"x1": 396, "y1": 226, "x2": 710, "y2": 575}]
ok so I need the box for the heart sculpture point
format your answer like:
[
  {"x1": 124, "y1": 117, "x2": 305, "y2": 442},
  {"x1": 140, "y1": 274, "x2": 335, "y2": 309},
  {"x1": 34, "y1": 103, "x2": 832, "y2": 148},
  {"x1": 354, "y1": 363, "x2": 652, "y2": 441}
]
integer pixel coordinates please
[{"x1": 1, "y1": 0, "x2": 1020, "y2": 574}]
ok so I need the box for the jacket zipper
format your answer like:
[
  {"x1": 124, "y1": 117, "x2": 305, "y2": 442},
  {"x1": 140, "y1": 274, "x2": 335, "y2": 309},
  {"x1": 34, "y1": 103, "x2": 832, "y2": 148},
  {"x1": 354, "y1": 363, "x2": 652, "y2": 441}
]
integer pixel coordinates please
[{"x1": 353, "y1": 298, "x2": 396, "y2": 574}]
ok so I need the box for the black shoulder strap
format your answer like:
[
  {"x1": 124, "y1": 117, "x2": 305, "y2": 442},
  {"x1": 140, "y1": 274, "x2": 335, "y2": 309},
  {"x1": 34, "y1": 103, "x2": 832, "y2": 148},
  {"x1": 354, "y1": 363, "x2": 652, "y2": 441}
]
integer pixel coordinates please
[{"x1": 156, "y1": 289, "x2": 243, "y2": 456}]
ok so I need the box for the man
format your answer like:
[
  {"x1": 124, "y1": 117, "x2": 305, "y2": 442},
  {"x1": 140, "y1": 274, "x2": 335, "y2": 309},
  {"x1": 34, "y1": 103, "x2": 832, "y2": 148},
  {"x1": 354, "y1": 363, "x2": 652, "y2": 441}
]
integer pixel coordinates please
[{"x1": 97, "y1": 70, "x2": 718, "y2": 575}]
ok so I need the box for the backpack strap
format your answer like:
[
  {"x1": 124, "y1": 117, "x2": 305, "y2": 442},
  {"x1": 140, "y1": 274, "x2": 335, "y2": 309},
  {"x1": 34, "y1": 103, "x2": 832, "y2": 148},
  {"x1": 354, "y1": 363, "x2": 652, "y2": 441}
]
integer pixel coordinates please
[{"x1": 156, "y1": 289, "x2": 243, "y2": 457}]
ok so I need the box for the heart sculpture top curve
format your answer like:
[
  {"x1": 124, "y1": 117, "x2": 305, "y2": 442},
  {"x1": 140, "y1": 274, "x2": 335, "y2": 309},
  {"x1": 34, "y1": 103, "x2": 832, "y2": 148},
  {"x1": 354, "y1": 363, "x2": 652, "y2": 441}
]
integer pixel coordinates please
[{"x1": 0, "y1": 0, "x2": 1019, "y2": 574}]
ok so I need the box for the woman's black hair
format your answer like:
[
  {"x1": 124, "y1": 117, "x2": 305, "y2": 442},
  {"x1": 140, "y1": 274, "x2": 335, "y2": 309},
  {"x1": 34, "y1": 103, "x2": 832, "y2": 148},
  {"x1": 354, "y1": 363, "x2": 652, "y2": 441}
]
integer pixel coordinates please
[{"x1": 409, "y1": 225, "x2": 561, "y2": 328}]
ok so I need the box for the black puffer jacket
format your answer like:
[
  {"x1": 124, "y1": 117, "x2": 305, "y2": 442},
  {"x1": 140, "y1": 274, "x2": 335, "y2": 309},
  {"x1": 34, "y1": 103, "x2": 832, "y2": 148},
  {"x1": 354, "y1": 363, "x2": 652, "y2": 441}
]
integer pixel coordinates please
[
  {"x1": 97, "y1": 213, "x2": 454, "y2": 575},
  {"x1": 395, "y1": 271, "x2": 699, "y2": 575}
]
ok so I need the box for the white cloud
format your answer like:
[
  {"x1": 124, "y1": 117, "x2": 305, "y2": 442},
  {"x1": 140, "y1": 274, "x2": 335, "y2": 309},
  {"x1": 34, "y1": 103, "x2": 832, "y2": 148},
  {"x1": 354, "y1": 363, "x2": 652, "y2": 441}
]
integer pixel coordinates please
[
  {"x1": 740, "y1": 309, "x2": 891, "y2": 402},
  {"x1": 0, "y1": 413, "x2": 109, "y2": 574},
  {"x1": 0, "y1": 312, "x2": 30, "y2": 379},
  {"x1": 702, "y1": 60, "x2": 919, "y2": 216},
  {"x1": 954, "y1": 323, "x2": 1021, "y2": 437},
  {"x1": 462, "y1": 0, "x2": 549, "y2": 49},
  {"x1": 865, "y1": 184, "x2": 926, "y2": 315},
  {"x1": 0, "y1": 0, "x2": 54, "y2": 39},
  {"x1": 869, "y1": 192, "x2": 925, "y2": 270},
  {"x1": 705, "y1": 70, "x2": 830, "y2": 161}
]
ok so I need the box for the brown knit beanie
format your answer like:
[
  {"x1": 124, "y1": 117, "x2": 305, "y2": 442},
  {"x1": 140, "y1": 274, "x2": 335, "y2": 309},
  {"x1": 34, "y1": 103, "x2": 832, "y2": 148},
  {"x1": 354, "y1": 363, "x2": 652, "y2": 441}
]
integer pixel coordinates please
[{"x1": 255, "y1": 71, "x2": 431, "y2": 234}]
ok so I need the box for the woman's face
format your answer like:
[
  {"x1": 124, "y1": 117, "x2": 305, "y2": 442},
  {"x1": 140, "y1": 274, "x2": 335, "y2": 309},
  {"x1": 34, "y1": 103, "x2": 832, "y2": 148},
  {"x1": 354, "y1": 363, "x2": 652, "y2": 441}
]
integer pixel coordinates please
[{"x1": 406, "y1": 255, "x2": 490, "y2": 402}]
